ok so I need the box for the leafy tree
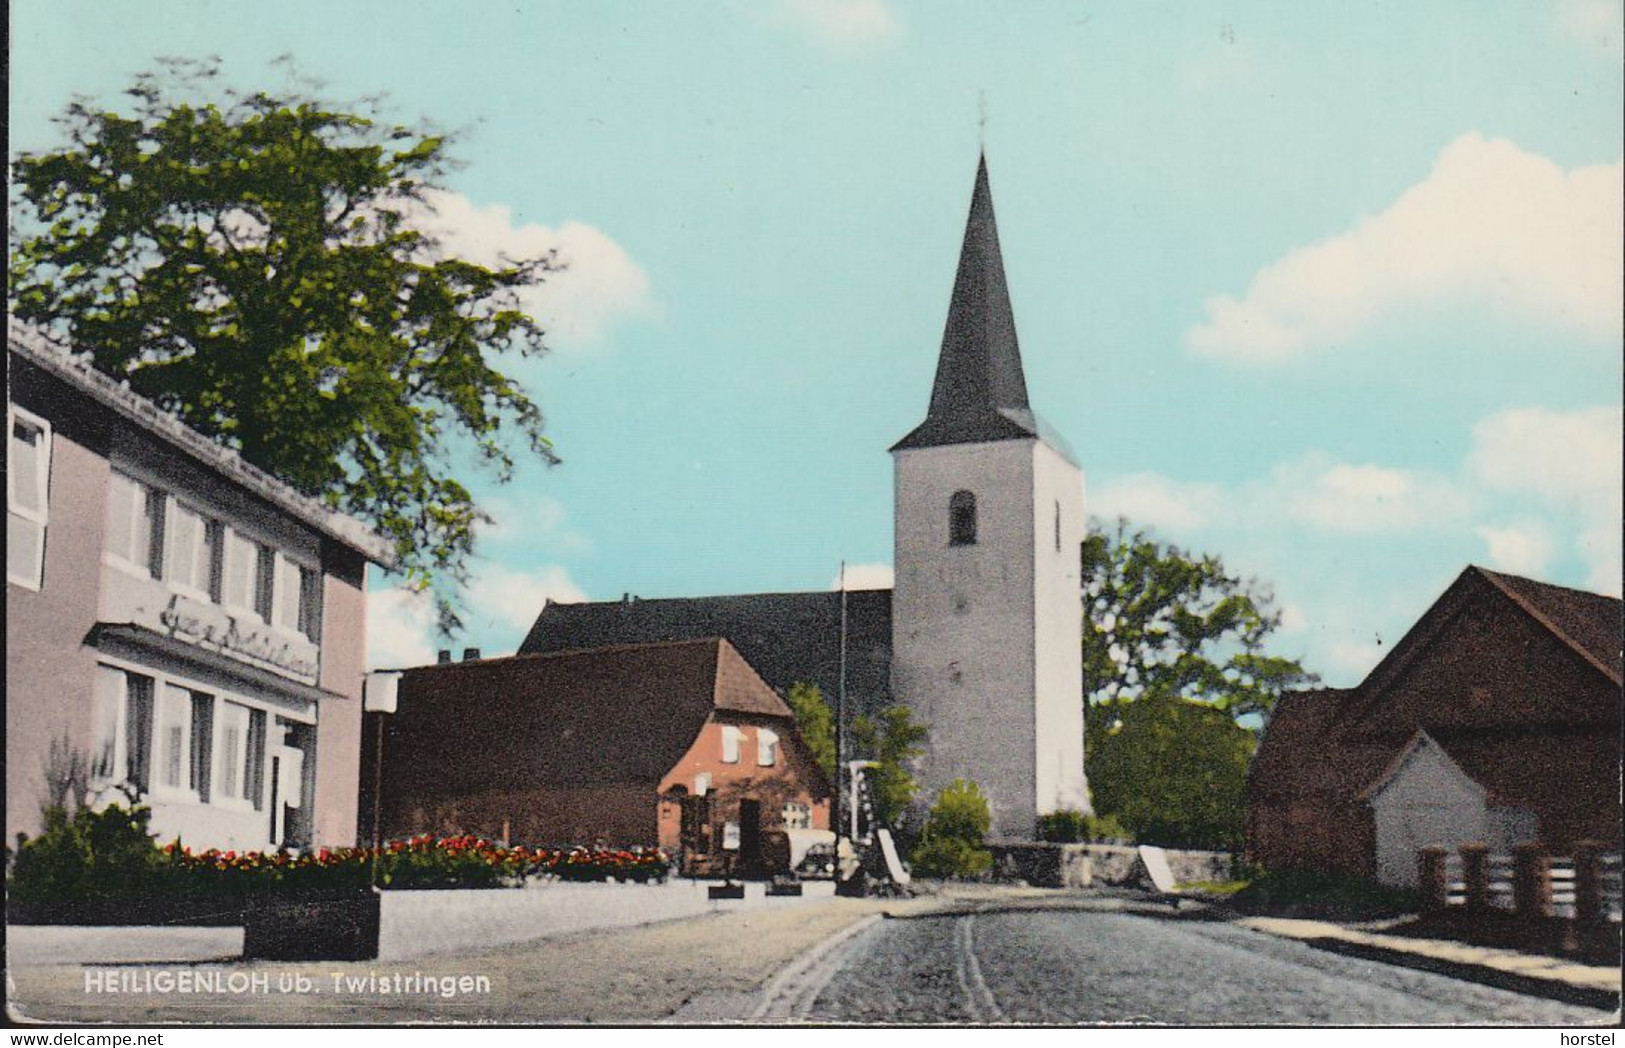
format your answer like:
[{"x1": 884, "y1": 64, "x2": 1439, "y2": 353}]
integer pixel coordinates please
[
  {"x1": 9, "y1": 62, "x2": 559, "y2": 630},
  {"x1": 1084, "y1": 693, "x2": 1256, "y2": 850},
  {"x1": 908, "y1": 779, "x2": 993, "y2": 879},
  {"x1": 784, "y1": 682, "x2": 835, "y2": 781},
  {"x1": 851, "y1": 705, "x2": 927, "y2": 830},
  {"x1": 1082, "y1": 518, "x2": 1315, "y2": 720}
]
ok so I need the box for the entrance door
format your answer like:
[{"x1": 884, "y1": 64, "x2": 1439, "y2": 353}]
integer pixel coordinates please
[
  {"x1": 738, "y1": 799, "x2": 763, "y2": 878},
  {"x1": 680, "y1": 795, "x2": 712, "y2": 873}
]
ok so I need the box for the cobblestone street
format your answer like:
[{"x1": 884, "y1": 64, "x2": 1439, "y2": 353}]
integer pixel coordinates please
[{"x1": 779, "y1": 906, "x2": 1617, "y2": 1025}]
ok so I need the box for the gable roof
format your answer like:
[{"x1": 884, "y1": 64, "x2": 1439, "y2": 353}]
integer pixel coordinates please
[
  {"x1": 389, "y1": 637, "x2": 793, "y2": 791},
  {"x1": 521, "y1": 589, "x2": 895, "y2": 718},
  {"x1": 890, "y1": 155, "x2": 1077, "y2": 465},
  {"x1": 8, "y1": 320, "x2": 396, "y2": 566},
  {"x1": 1358, "y1": 728, "x2": 1487, "y2": 803},
  {"x1": 1477, "y1": 568, "x2": 1622, "y2": 685},
  {"x1": 1353, "y1": 566, "x2": 1622, "y2": 715}
]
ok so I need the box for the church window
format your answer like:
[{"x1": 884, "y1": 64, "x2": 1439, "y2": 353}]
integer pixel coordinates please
[
  {"x1": 949, "y1": 490, "x2": 977, "y2": 546},
  {"x1": 757, "y1": 727, "x2": 779, "y2": 767},
  {"x1": 720, "y1": 725, "x2": 743, "y2": 764}
]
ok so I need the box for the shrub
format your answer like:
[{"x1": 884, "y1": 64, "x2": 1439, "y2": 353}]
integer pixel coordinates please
[
  {"x1": 8, "y1": 804, "x2": 168, "y2": 903},
  {"x1": 1229, "y1": 868, "x2": 1417, "y2": 919},
  {"x1": 1034, "y1": 809, "x2": 1135, "y2": 844},
  {"x1": 909, "y1": 779, "x2": 993, "y2": 879},
  {"x1": 909, "y1": 835, "x2": 993, "y2": 879}
]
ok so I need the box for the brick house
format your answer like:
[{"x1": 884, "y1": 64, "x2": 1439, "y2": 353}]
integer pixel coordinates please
[
  {"x1": 1248, "y1": 566, "x2": 1622, "y2": 885},
  {"x1": 6, "y1": 322, "x2": 396, "y2": 851},
  {"x1": 362, "y1": 637, "x2": 832, "y2": 872}
]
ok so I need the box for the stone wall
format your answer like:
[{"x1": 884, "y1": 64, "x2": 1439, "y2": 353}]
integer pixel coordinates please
[{"x1": 988, "y1": 842, "x2": 1233, "y2": 888}]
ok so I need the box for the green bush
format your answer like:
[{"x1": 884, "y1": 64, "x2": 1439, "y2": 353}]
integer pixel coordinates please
[
  {"x1": 909, "y1": 779, "x2": 993, "y2": 879},
  {"x1": 1230, "y1": 868, "x2": 1417, "y2": 918},
  {"x1": 909, "y1": 835, "x2": 993, "y2": 879},
  {"x1": 8, "y1": 804, "x2": 168, "y2": 903},
  {"x1": 1034, "y1": 810, "x2": 1135, "y2": 844}
]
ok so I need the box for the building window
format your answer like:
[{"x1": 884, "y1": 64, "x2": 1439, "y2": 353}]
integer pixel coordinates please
[
  {"x1": 168, "y1": 503, "x2": 221, "y2": 597},
  {"x1": 8, "y1": 407, "x2": 52, "y2": 589},
  {"x1": 722, "y1": 821, "x2": 741, "y2": 851},
  {"x1": 720, "y1": 725, "x2": 743, "y2": 764},
  {"x1": 214, "y1": 700, "x2": 265, "y2": 806},
  {"x1": 782, "y1": 802, "x2": 812, "y2": 830},
  {"x1": 298, "y1": 565, "x2": 323, "y2": 640},
  {"x1": 93, "y1": 666, "x2": 155, "y2": 791},
  {"x1": 106, "y1": 471, "x2": 165, "y2": 578},
  {"x1": 757, "y1": 727, "x2": 779, "y2": 767},
  {"x1": 949, "y1": 490, "x2": 977, "y2": 546},
  {"x1": 693, "y1": 772, "x2": 711, "y2": 796},
  {"x1": 253, "y1": 544, "x2": 276, "y2": 622},
  {"x1": 157, "y1": 684, "x2": 208, "y2": 798}
]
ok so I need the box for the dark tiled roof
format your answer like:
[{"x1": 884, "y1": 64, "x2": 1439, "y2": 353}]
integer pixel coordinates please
[
  {"x1": 1249, "y1": 689, "x2": 1359, "y2": 800},
  {"x1": 389, "y1": 638, "x2": 787, "y2": 792},
  {"x1": 891, "y1": 155, "x2": 1077, "y2": 465},
  {"x1": 1478, "y1": 568, "x2": 1623, "y2": 684},
  {"x1": 521, "y1": 589, "x2": 895, "y2": 718}
]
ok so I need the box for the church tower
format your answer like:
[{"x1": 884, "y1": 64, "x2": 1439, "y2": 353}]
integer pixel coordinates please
[{"x1": 890, "y1": 155, "x2": 1090, "y2": 838}]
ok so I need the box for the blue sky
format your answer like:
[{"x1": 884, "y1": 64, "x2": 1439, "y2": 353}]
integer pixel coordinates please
[{"x1": 11, "y1": 1, "x2": 1623, "y2": 683}]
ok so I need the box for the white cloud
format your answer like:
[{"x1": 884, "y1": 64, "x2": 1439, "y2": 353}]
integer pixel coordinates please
[
  {"x1": 1187, "y1": 134, "x2": 1624, "y2": 362},
  {"x1": 367, "y1": 585, "x2": 438, "y2": 670},
  {"x1": 1558, "y1": 0, "x2": 1624, "y2": 53},
  {"x1": 832, "y1": 563, "x2": 894, "y2": 590},
  {"x1": 771, "y1": 0, "x2": 902, "y2": 49},
  {"x1": 367, "y1": 564, "x2": 588, "y2": 669},
  {"x1": 1273, "y1": 457, "x2": 1469, "y2": 534},
  {"x1": 477, "y1": 492, "x2": 594, "y2": 556},
  {"x1": 406, "y1": 189, "x2": 656, "y2": 349},
  {"x1": 1467, "y1": 406, "x2": 1623, "y2": 504},
  {"x1": 1326, "y1": 639, "x2": 1387, "y2": 680},
  {"x1": 1090, "y1": 473, "x2": 1222, "y2": 533},
  {"x1": 467, "y1": 566, "x2": 588, "y2": 634},
  {"x1": 1468, "y1": 405, "x2": 1623, "y2": 590},
  {"x1": 1475, "y1": 522, "x2": 1556, "y2": 578}
]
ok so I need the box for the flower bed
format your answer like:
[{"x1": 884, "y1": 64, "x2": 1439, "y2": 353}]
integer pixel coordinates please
[
  {"x1": 166, "y1": 835, "x2": 670, "y2": 894},
  {"x1": 6, "y1": 804, "x2": 669, "y2": 922}
]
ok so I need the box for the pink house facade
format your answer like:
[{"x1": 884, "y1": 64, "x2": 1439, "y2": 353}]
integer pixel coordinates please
[{"x1": 7, "y1": 322, "x2": 396, "y2": 851}]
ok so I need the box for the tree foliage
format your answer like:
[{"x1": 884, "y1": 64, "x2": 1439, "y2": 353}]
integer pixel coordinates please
[
  {"x1": 784, "y1": 682, "x2": 836, "y2": 782},
  {"x1": 8, "y1": 62, "x2": 559, "y2": 630},
  {"x1": 1085, "y1": 693, "x2": 1256, "y2": 851},
  {"x1": 1082, "y1": 518, "x2": 1315, "y2": 720},
  {"x1": 851, "y1": 705, "x2": 927, "y2": 830}
]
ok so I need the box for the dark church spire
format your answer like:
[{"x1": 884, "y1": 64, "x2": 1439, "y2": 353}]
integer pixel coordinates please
[{"x1": 893, "y1": 153, "x2": 1057, "y2": 455}]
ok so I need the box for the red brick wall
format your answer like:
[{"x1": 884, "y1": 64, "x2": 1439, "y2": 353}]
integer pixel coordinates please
[
  {"x1": 387, "y1": 783, "x2": 655, "y2": 847},
  {"x1": 656, "y1": 716, "x2": 831, "y2": 856}
]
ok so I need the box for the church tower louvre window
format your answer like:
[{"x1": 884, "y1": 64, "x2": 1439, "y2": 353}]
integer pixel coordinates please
[
  {"x1": 949, "y1": 490, "x2": 977, "y2": 546},
  {"x1": 889, "y1": 153, "x2": 1091, "y2": 837}
]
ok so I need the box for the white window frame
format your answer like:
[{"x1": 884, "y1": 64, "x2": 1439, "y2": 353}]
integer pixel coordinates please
[
  {"x1": 103, "y1": 470, "x2": 165, "y2": 579},
  {"x1": 782, "y1": 801, "x2": 812, "y2": 830},
  {"x1": 92, "y1": 665, "x2": 130, "y2": 787},
  {"x1": 722, "y1": 821, "x2": 741, "y2": 851},
  {"x1": 221, "y1": 527, "x2": 257, "y2": 613},
  {"x1": 155, "y1": 684, "x2": 199, "y2": 801},
  {"x1": 7, "y1": 405, "x2": 52, "y2": 590},
  {"x1": 757, "y1": 727, "x2": 779, "y2": 767},
  {"x1": 213, "y1": 700, "x2": 256, "y2": 809},
  {"x1": 720, "y1": 724, "x2": 743, "y2": 764},
  {"x1": 166, "y1": 500, "x2": 213, "y2": 600}
]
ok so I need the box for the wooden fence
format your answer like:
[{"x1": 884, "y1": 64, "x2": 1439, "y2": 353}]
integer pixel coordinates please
[{"x1": 1419, "y1": 841, "x2": 1621, "y2": 961}]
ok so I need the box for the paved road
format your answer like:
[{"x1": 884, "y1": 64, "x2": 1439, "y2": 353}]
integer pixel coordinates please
[{"x1": 767, "y1": 904, "x2": 1616, "y2": 1025}]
